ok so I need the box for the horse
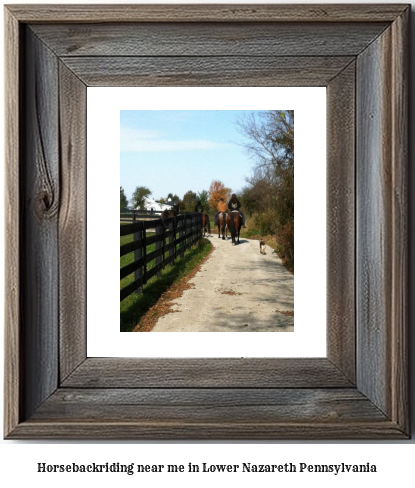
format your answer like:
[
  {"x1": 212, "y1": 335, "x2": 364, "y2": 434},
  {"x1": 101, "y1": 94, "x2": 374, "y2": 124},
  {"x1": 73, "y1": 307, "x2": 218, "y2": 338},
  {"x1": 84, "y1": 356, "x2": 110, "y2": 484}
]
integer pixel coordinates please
[
  {"x1": 201, "y1": 213, "x2": 211, "y2": 237},
  {"x1": 229, "y1": 210, "x2": 242, "y2": 245},
  {"x1": 217, "y1": 212, "x2": 230, "y2": 240}
]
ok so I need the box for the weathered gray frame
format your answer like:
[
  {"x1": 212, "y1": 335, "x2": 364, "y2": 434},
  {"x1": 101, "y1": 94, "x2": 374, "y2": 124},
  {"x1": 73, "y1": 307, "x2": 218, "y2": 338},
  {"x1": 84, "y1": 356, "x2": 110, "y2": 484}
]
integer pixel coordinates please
[{"x1": 4, "y1": 4, "x2": 409, "y2": 439}]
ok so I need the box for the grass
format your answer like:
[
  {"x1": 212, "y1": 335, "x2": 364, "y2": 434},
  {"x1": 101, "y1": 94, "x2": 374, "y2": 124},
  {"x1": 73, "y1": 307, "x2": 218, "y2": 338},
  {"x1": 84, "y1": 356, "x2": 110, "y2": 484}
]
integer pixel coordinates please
[{"x1": 120, "y1": 236, "x2": 212, "y2": 332}]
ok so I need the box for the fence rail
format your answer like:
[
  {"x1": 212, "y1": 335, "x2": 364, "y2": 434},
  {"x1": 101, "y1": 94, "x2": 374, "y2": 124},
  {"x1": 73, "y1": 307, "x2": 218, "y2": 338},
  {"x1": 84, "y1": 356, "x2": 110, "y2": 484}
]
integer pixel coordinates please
[
  {"x1": 120, "y1": 213, "x2": 203, "y2": 302},
  {"x1": 120, "y1": 208, "x2": 162, "y2": 222}
]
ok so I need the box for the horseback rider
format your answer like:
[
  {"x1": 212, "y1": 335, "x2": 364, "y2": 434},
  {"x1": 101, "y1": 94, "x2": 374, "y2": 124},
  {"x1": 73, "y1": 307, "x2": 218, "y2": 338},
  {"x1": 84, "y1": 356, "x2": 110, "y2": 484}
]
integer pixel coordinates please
[
  {"x1": 194, "y1": 200, "x2": 204, "y2": 213},
  {"x1": 214, "y1": 197, "x2": 228, "y2": 227},
  {"x1": 228, "y1": 194, "x2": 246, "y2": 228},
  {"x1": 194, "y1": 200, "x2": 210, "y2": 233}
]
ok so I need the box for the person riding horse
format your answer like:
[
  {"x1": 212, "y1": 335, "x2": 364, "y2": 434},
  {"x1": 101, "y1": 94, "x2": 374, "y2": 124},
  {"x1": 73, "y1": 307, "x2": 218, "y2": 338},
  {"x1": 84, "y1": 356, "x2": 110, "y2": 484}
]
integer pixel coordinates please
[
  {"x1": 214, "y1": 198, "x2": 228, "y2": 227},
  {"x1": 228, "y1": 194, "x2": 246, "y2": 228},
  {"x1": 194, "y1": 200, "x2": 210, "y2": 235},
  {"x1": 194, "y1": 200, "x2": 204, "y2": 213},
  {"x1": 215, "y1": 197, "x2": 230, "y2": 239}
]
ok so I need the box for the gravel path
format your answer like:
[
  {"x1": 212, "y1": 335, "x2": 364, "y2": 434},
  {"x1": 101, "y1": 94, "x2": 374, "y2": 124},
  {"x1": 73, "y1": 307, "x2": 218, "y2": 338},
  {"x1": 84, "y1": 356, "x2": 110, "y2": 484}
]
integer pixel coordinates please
[{"x1": 151, "y1": 235, "x2": 294, "y2": 332}]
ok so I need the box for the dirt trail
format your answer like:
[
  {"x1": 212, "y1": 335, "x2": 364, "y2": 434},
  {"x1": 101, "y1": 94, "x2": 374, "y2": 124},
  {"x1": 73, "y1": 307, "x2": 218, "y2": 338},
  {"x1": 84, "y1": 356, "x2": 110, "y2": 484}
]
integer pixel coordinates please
[{"x1": 151, "y1": 235, "x2": 294, "y2": 332}]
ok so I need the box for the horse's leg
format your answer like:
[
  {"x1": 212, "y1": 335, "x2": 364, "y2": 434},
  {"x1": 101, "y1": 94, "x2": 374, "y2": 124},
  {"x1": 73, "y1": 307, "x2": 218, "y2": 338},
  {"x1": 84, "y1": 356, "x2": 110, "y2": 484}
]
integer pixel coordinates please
[
  {"x1": 219, "y1": 215, "x2": 224, "y2": 240},
  {"x1": 230, "y1": 213, "x2": 236, "y2": 245}
]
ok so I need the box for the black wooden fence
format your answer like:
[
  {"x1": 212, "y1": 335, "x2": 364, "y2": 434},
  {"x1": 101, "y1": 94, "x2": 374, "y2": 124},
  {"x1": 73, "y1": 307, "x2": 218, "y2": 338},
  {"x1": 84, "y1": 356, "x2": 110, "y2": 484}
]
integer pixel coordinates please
[{"x1": 120, "y1": 213, "x2": 203, "y2": 302}]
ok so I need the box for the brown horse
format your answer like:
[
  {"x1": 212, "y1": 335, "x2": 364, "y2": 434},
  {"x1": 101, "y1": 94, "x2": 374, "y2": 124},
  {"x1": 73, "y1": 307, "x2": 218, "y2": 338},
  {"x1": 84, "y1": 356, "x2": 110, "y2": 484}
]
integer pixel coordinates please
[
  {"x1": 230, "y1": 210, "x2": 242, "y2": 245},
  {"x1": 217, "y1": 212, "x2": 230, "y2": 240},
  {"x1": 201, "y1": 213, "x2": 210, "y2": 236}
]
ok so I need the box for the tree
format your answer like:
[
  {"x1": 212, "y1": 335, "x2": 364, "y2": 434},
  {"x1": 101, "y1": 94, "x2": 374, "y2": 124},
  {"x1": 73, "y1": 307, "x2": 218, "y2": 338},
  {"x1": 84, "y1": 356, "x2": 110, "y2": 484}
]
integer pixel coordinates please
[
  {"x1": 208, "y1": 180, "x2": 231, "y2": 210},
  {"x1": 166, "y1": 193, "x2": 181, "y2": 204},
  {"x1": 180, "y1": 190, "x2": 198, "y2": 212},
  {"x1": 197, "y1": 190, "x2": 210, "y2": 213},
  {"x1": 120, "y1": 186, "x2": 128, "y2": 210},
  {"x1": 237, "y1": 110, "x2": 294, "y2": 270},
  {"x1": 132, "y1": 186, "x2": 151, "y2": 210},
  {"x1": 237, "y1": 110, "x2": 293, "y2": 170}
]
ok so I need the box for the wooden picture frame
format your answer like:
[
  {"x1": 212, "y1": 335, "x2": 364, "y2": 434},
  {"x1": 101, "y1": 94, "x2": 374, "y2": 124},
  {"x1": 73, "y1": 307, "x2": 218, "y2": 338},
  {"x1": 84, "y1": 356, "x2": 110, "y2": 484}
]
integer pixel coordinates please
[{"x1": 4, "y1": 4, "x2": 409, "y2": 439}]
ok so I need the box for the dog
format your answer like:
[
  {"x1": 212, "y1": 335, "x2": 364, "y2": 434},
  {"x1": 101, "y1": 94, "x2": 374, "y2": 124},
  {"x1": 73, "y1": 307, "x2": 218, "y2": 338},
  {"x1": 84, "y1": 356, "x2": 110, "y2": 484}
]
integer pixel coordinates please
[{"x1": 259, "y1": 239, "x2": 266, "y2": 255}]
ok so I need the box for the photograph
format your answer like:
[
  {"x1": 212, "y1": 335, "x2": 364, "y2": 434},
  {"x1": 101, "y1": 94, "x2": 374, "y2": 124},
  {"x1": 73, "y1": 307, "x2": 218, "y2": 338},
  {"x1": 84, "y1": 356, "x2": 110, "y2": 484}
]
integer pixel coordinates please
[{"x1": 120, "y1": 110, "x2": 294, "y2": 333}]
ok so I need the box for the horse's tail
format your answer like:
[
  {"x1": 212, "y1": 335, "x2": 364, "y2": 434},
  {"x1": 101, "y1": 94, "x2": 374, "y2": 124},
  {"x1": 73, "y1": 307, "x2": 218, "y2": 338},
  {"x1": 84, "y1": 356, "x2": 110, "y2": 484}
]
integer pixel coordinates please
[{"x1": 230, "y1": 212, "x2": 235, "y2": 235}]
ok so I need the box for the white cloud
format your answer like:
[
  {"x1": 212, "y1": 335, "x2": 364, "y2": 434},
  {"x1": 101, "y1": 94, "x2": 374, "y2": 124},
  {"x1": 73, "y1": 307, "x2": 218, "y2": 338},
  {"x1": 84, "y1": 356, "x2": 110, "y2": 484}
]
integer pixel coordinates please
[{"x1": 120, "y1": 127, "x2": 228, "y2": 153}]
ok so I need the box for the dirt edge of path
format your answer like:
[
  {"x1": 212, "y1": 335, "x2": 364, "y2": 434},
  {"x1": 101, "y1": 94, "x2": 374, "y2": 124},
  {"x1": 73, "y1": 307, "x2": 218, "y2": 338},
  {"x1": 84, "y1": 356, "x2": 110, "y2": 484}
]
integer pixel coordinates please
[{"x1": 132, "y1": 244, "x2": 215, "y2": 332}]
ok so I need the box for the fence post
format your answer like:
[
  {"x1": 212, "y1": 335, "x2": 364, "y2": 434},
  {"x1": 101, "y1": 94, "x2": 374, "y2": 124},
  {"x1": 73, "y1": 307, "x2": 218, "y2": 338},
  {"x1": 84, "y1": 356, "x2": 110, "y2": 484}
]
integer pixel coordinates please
[
  {"x1": 197, "y1": 213, "x2": 201, "y2": 242},
  {"x1": 179, "y1": 217, "x2": 185, "y2": 258},
  {"x1": 142, "y1": 226, "x2": 147, "y2": 285},
  {"x1": 183, "y1": 215, "x2": 187, "y2": 252},
  {"x1": 133, "y1": 224, "x2": 143, "y2": 294},
  {"x1": 193, "y1": 213, "x2": 198, "y2": 246},
  {"x1": 187, "y1": 214, "x2": 191, "y2": 250},
  {"x1": 169, "y1": 218, "x2": 175, "y2": 265},
  {"x1": 173, "y1": 218, "x2": 177, "y2": 261},
  {"x1": 194, "y1": 213, "x2": 197, "y2": 245},
  {"x1": 155, "y1": 220, "x2": 163, "y2": 277}
]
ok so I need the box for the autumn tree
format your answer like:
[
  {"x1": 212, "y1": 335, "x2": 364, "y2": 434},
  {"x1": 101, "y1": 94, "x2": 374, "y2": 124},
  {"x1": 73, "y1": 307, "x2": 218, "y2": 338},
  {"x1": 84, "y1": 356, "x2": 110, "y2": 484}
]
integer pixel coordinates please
[
  {"x1": 132, "y1": 186, "x2": 151, "y2": 210},
  {"x1": 208, "y1": 180, "x2": 231, "y2": 211},
  {"x1": 120, "y1": 186, "x2": 128, "y2": 210}
]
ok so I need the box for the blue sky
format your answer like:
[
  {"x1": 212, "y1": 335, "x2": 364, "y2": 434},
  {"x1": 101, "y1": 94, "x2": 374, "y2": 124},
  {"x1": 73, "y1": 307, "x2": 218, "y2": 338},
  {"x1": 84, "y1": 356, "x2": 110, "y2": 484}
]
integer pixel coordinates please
[{"x1": 120, "y1": 110, "x2": 260, "y2": 204}]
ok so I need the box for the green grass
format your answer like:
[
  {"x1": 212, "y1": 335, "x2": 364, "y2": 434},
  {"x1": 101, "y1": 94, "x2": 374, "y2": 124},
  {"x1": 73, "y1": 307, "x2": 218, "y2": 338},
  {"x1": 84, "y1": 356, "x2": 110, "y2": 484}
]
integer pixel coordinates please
[
  {"x1": 240, "y1": 227, "x2": 262, "y2": 239},
  {"x1": 120, "y1": 236, "x2": 212, "y2": 332}
]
